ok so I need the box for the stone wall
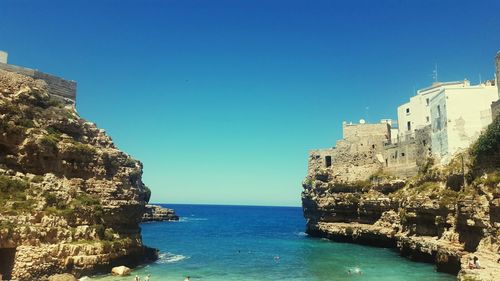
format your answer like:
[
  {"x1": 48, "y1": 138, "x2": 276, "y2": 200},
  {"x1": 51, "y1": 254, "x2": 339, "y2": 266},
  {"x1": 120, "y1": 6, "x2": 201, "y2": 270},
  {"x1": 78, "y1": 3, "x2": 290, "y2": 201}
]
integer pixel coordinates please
[
  {"x1": 307, "y1": 122, "x2": 390, "y2": 183},
  {"x1": 382, "y1": 125, "x2": 431, "y2": 177},
  {"x1": 0, "y1": 62, "x2": 76, "y2": 101}
]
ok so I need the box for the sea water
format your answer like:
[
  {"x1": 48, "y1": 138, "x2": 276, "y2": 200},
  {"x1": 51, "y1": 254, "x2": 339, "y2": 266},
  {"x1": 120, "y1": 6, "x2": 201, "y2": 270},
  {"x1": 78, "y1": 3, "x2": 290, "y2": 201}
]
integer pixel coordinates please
[{"x1": 90, "y1": 204, "x2": 455, "y2": 281}]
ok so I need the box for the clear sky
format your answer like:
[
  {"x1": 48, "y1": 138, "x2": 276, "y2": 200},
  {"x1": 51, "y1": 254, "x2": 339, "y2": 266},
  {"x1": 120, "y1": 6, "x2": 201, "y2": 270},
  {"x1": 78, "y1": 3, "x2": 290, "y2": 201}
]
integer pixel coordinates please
[{"x1": 1, "y1": 0, "x2": 499, "y2": 206}]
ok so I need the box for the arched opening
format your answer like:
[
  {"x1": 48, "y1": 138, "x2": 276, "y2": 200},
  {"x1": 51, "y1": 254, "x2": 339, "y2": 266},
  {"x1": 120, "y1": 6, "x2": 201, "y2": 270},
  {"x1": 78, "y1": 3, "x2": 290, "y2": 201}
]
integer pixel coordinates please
[{"x1": 0, "y1": 247, "x2": 16, "y2": 280}]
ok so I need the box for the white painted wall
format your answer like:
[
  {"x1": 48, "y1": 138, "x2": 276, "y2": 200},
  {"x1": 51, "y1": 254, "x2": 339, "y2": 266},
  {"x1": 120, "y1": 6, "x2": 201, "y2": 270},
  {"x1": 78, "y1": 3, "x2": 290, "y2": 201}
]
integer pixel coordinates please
[
  {"x1": 397, "y1": 81, "x2": 473, "y2": 142},
  {"x1": 429, "y1": 84, "x2": 498, "y2": 161},
  {"x1": 0, "y1": 51, "x2": 7, "y2": 64}
]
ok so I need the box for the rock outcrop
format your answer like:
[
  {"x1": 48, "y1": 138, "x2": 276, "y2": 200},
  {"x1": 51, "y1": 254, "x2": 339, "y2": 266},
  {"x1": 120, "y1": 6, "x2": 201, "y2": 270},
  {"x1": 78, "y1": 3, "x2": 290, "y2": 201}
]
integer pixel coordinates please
[
  {"x1": 0, "y1": 69, "x2": 158, "y2": 280},
  {"x1": 142, "y1": 204, "x2": 179, "y2": 222},
  {"x1": 302, "y1": 117, "x2": 500, "y2": 281}
]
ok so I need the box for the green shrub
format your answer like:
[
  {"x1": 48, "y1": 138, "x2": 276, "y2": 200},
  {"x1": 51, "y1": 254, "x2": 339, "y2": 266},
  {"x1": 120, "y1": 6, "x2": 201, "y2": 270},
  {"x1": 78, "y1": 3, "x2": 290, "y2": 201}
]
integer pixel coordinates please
[
  {"x1": 104, "y1": 228, "x2": 115, "y2": 241},
  {"x1": 17, "y1": 119, "x2": 35, "y2": 128},
  {"x1": 439, "y1": 189, "x2": 459, "y2": 208},
  {"x1": 40, "y1": 134, "x2": 59, "y2": 150},
  {"x1": 0, "y1": 176, "x2": 29, "y2": 198},
  {"x1": 66, "y1": 142, "x2": 96, "y2": 160},
  {"x1": 31, "y1": 175, "x2": 44, "y2": 183}
]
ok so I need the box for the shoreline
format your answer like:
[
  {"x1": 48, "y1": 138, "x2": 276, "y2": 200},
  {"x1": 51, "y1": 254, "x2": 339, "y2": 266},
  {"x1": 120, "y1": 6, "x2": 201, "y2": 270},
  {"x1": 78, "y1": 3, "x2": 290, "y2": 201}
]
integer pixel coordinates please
[{"x1": 305, "y1": 220, "x2": 499, "y2": 280}]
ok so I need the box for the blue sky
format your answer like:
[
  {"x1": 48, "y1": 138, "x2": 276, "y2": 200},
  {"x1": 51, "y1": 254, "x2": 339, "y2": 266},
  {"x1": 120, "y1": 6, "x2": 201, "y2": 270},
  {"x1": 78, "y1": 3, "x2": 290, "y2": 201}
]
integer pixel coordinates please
[{"x1": 1, "y1": 0, "x2": 499, "y2": 206}]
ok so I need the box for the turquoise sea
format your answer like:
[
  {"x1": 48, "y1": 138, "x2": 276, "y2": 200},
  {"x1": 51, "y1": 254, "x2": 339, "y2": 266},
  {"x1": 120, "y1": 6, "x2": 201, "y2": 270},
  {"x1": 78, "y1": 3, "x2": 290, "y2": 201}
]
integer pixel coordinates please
[{"x1": 90, "y1": 204, "x2": 455, "y2": 281}]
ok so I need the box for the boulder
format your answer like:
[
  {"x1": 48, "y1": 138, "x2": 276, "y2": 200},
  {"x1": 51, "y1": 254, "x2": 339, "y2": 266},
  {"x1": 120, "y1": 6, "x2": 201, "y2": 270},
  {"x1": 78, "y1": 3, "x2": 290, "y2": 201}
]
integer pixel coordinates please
[{"x1": 111, "y1": 265, "x2": 131, "y2": 276}]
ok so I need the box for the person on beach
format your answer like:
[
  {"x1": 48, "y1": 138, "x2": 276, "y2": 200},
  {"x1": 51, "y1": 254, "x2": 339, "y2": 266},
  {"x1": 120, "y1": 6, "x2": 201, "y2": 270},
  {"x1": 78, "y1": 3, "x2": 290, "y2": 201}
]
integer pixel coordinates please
[
  {"x1": 473, "y1": 256, "x2": 482, "y2": 269},
  {"x1": 468, "y1": 257, "x2": 475, "y2": 269},
  {"x1": 144, "y1": 274, "x2": 151, "y2": 281},
  {"x1": 184, "y1": 276, "x2": 190, "y2": 281},
  {"x1": 134, "y1": 275, "x2": 141, "y2": 281}
]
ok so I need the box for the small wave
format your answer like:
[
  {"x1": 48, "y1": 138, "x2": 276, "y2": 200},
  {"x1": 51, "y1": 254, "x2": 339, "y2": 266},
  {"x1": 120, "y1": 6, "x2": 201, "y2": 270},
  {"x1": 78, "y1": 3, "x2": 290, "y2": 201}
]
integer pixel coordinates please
[
  {"x1": 179, "y1": 217, "x2": 208, "y2": 222},
  {"x1": 296, "y1": 231, "x2": 308, "y2": 237},
  {"x1": 157, "y1": 252, "x2": 190, "y2": 264}
]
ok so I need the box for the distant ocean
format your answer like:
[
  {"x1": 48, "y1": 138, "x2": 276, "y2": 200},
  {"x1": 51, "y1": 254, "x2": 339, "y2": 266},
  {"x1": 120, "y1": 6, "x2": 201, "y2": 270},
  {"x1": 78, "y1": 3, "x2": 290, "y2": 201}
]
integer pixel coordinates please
[{"x1": 90, "y1": 204, "x2": 454, "y2": 281}]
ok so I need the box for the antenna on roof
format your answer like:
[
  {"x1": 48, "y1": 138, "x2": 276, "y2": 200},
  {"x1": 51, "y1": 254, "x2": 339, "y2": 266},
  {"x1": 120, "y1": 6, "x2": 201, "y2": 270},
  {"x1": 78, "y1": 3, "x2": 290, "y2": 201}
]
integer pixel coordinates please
[{"x1": 432, "y1": 64, "x2": 438, "y2": 82}]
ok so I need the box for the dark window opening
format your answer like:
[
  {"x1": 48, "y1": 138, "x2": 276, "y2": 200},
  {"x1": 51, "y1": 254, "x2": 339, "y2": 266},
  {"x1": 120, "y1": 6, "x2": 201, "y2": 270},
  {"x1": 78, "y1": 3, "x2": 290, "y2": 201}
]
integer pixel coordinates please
[
  {"x1": 437, "y1": 105, "x2": 441, "y2": 117},
  {"x1": 426, "y1": 98, "x2": 430, "y2": 106},
  {"x1": 401, "y1": 153, "x2": 405, "y2": 157},
  {"x1": 385, "y1": 159, "x2": 388, "y2": 167},
  {"x1": 406, "y1": 108, "x2": 410, "y2": 114},
  {"x1": 407, "y1": 121, "x2": 411, "y2": 131},
  {"x1": 325, "y1": 156, "x2": 332, "y2": 167},
  {"x1": 423, "y1": 140, "x2": 427, "y2": 146},
  {"x1": 372, "y1": 144, "x2": 375, "y2": 149},
  {"x1": 0, "y1": 248, "x2": 16, "y2": 280}
]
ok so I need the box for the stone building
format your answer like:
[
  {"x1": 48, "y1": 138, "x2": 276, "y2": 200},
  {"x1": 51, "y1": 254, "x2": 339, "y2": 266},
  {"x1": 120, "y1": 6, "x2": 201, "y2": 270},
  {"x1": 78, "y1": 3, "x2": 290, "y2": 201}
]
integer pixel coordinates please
[
  {"x1": 308, "y1": 120, "x2": 392, "y2": 182},
  {"x1": 0, "y1": 51, "x2": 7, "y2": 64},
  {"x1": 0, "y1": 50, "x2": 76, "y2": 102}
]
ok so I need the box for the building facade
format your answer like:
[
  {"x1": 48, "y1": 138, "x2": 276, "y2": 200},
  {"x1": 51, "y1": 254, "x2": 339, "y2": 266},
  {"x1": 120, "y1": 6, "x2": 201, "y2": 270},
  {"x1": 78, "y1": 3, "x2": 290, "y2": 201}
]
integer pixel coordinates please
[
  {"x1": 0, "y1": 51, "x2": 7, "y2": 64},
  {"x1": 397, "y1": 81, "x2": 471, "y2": 141},
  {"x1": 429, "y1": 81, "x2": 498, "y2": 160}
]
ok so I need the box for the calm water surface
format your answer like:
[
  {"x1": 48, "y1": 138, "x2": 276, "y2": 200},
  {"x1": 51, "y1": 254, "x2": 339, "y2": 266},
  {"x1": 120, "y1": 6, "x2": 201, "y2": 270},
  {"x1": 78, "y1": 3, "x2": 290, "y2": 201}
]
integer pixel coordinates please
[{"x1": 90, "y1": 204, "x2": 454, "y2": 281}]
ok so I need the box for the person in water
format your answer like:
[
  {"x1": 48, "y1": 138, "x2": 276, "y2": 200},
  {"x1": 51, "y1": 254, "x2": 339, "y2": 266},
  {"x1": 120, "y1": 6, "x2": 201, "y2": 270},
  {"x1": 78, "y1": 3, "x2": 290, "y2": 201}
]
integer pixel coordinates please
[
  {"x1": 184, "y1": 276, "x2": 190, "y2": 281},
  {"x1": 134, "y1": 275, "x2": 141, "y2": 281},
  {"x1": 473, "y1": 256, "x2": 482, "y2": 269},
  {"x1": 144, "y1": 274, "x2": 151, "y2": 281}
]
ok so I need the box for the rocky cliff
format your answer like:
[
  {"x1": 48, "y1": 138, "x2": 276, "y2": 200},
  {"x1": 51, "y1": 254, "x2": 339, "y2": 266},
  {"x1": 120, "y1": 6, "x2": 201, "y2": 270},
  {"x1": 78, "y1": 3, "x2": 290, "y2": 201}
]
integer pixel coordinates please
[
  {"x1": 142, "y1": 204, "x2": 179, "y2": 222},
  {"x1": 0, "y1": 69, "x2": 157, "y2": 280},
  {"x1": 302, "y1": 117, "x2": 500, "y2": 281}
]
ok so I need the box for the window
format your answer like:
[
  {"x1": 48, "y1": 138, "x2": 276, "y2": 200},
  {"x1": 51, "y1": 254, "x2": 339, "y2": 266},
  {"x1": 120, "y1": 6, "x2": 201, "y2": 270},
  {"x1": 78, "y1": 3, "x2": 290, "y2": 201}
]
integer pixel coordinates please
[
  {"x1": 437, "y1": 105, "x2": 441, "y2": 117},
  {"x1": 426, "y1": 98, "x2": 429, "y2": 106},
  {"x1": 372, "y1": 144, "x2": 375, "y2": 149},
  {"x1": 325, "y1": 156, "x2": 332, "y2": 167},
  {"x1": 401, "y1": 153, "x2": 405, "y2": 157},
  {"x1": 407, "y1": 121, "x2": 411, "y2": 131},
  {"x1": 423, "y1": 140, "x2": 427, "y2": 146},
  {"x1": 406, "y1": 108, "x2": 410, "y2": 114},
  {"x1": 426, "y1": 116, "x2": 430, "y2": 122}
]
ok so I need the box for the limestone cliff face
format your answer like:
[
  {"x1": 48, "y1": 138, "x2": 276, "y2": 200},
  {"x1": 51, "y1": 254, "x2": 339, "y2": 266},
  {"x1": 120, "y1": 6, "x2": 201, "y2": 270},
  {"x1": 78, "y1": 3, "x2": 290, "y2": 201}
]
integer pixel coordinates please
[
  {"x1": 0, "y1": 70, "x2": 157, "y2": 280},
  {"x1": 142, "y1": 204, "x2": 179, "y2": 222},
  {"x1": 302, "y1": 119, "x2": 500, "y2": 281}
]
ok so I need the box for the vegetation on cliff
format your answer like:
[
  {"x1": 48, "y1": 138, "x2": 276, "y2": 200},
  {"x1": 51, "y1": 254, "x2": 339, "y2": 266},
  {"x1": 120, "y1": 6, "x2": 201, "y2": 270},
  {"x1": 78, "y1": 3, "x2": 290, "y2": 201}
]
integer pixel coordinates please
[
  {"x1": 0, "y1": 69, "x2": 155, "y2": 280},
  {"x1": 302, "y1": 115, "x2": 500, "y2": 281}
]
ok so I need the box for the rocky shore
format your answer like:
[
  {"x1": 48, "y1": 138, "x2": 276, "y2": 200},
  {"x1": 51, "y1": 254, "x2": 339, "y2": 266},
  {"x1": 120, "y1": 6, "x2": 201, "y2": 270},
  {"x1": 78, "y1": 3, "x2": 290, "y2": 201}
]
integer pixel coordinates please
[
  {"x1": 302, "y1": 117, "x2": 500, "y2": 281},
  {"x1": 0, "y1": 69, "x2": 158, "y2": 280},
  {"x1": 142, "y1": 204, "x2": 179, "y2": 222}
]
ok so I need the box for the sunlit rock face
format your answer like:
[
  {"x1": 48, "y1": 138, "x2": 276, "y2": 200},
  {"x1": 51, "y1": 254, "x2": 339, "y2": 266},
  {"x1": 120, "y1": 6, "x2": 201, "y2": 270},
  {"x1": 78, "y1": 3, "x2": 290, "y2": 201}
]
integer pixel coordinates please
[
  {"x1": 302, "y1": 120, "x2": 500, "y2": 281},
  {"x1": 0, "y1": 69, "x2": 156, "y2": 280}
]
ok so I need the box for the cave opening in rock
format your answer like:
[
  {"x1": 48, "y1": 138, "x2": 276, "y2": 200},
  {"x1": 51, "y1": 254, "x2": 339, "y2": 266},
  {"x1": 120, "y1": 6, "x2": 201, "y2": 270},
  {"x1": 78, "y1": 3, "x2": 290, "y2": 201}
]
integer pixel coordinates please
[{"x1": 0, "y1": 247, "x2": 16, "y2": 280}]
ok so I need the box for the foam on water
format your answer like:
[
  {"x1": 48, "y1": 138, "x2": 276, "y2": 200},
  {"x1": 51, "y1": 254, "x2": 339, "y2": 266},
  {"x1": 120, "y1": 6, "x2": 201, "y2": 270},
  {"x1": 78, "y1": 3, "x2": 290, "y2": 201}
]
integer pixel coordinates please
[
  {"x1": 157, "y1": 252, "x2": 190, "y2": 264},
  {"x1": 90, "y1": 204, "x2": 455, "y2": 281}
]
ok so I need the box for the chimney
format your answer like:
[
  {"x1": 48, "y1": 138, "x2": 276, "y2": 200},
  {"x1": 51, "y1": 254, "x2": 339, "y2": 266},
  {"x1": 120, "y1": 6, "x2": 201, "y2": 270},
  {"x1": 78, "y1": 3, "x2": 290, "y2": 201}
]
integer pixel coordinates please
[{"x1": 0, "y1": 51, "x2": 8, "y2": 64}]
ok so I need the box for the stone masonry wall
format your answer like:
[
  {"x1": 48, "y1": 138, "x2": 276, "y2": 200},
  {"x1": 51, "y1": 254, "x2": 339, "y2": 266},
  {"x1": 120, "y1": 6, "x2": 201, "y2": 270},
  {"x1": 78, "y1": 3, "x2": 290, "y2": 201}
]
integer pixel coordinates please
[{"x1": 0, "y1": 62, "x2": 76, "y2": 101}]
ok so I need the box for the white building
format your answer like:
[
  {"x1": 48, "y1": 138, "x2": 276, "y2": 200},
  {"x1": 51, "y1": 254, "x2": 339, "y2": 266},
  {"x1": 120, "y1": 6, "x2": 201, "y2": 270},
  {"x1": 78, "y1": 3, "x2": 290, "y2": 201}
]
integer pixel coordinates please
[
  {"x1": 397, "y1": 80, "x2": 472, "y2": 142},
  {"x1": 0, "y1": 51, "x2": 7, "y2": 64},
  {"x1": 429, "y1": 81, "x2": 498, "y2": 161}
]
